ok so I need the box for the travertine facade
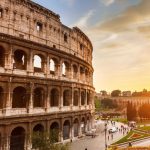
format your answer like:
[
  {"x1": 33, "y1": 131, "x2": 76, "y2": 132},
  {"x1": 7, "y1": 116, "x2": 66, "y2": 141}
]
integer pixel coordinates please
[{"x1": 0, "y1": 0, "x2": 95, "y2": 149}]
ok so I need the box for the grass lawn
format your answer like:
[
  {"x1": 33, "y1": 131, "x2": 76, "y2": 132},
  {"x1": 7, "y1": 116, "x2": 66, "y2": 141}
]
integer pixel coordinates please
[
  {"x1": 138, "y1": 126, "x2": 150, "y2": 131},
  {"x1": 113, "y1": 130, "x2": 150, "y2": 145},
  {"x1": 112, "y1": 118, "x2": 128, "y2": 124}
]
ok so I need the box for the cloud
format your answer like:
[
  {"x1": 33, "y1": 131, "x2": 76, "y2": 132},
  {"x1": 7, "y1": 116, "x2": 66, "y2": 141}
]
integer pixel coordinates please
[
  {"x1": 71, "y1": 10, "x2": 95, "y2": 29},
  {"x1": 100, "y1": 0, "x2": 126, "y2": 6},
  {"x1": 96, "y1": 0, "x2": 150, "y2": 32},
  {"x1": 101, "y1": 0, "x2": 115, "y2": 6}
]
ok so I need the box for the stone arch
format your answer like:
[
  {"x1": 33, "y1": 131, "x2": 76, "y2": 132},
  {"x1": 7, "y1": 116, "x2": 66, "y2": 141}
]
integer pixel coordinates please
[
  {"x1": 0, "y1": 46, "x2": 5, "y2": 67},
  {"x1": 62, "y1": 61, "x2": 69, "y2": 77},
  {"x1": 81, "y1": 117, "x2": 86, "y2": 134},
  {"x1": 50, "y1": 58, "x2": 58, "y2": 75},
  {"x1": 33, "y1": 87, "x2": 45, "y2": 108},
  {"x1": 63, "y1": 120, "x2": 70, "y2": 140},
  {"x1": 80, "y1": 66, "x2": 85, "y2": 80},
  {"x1": 12, "y1": 86, "x2": 27, "y2": 108},
  {"x1": 50, "y1": 88, "x2": 59, "y2": 107},
  {"x1": 32, "y1": 124, "x2": 44, "y2": 149},
  {"x1": 0, "y1": 87, "x2": 4, "y2": 109},
  {"x1": 33, "y1": 124, "x2": 44, "y2": 132},
  {"x1": 34, "y1": 54, "x2": 44, "y2": 72},
  {"x1": 73, "y1": 64, "x2": 78, "y2": 79},
  {"x1": 73, "y1": 90, "x2": 79, "y2": 106},
  {"x1": 87, "y1": 91, "x2": 90, "y2": 105},
  {"x1": 63, "y1": 89, "x2": 71, "y2": 106},
  {"x1": 73, "y1": 118, "x2": 79, "y2": 137},
  {"x1": 10, "y1": 127, "x2": 25, "y2": 150},
  {"x1": 64, "y1": 33, "x2": 68, "y2": 42},
  {"x1": 81, "y1": 90, "x2": 86, "y2": 106},
  {"x1": 50, "y1": 122, "x2": 59, "y2": 143},
  {"x1": 13, "y1": 50, "x2": 27, "y2": 70}
]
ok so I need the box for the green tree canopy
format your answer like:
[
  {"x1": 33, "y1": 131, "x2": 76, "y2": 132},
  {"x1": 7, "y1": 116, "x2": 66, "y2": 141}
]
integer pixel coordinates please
[{"x1": 111, "y1": 90, "x2": 121, "y2": 97}]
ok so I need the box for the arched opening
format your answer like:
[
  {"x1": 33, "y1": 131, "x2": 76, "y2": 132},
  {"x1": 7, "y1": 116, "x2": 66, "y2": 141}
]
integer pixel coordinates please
[
  {"x1": 34, "y1": 55, "x2": 43, "y2": 72},
  {"x1": 87, "y1": 92, "x2": 90, "y2": 105},
  {"x1": 33, "y1": 88, "x2": 44, "y2": 108},
  {"x1": 50, "y1": 122, "x2": 59, "y2": 143},
  {"x1": 85, "y1": 69, "x2": 89, "y2": 82},
  {"x1": 81, "y1": 91, "x2": 86, "y2": 106},
  {"x1": 87, "y1": 117, "x2": 90, "y2": 131},
  {"x1": 73, "y1": 65, "x2": 78, "y2": 79},
  {"x1": 10, "y1": 127, "x2": 25, "y2": 150},
  {"x1": 74, "y1": 119, "x2": 79, "y2": 137},
  {"x1": 32, "y1": 124, "x2": 44, "y2": 149},
  {"x1": 50, "y1": 58, "x2": 57, "y2": 75},
  {"x1": 50, "y1": 88, "x2": 59, "y2": 107},
  {"x1": 13, "y1": 50, "x2": 27, "y2": 70},
  {"x1": 0, "y1": 133, "x2": 2, "y2": 149},
  {"x1": 0, "y1": 46, "x2": 5, "y2": 67},
  {"x1": 64, "y1": 33, "x2": 68, "y2": 43},
  {"x1": 81, "y1": 118, "x2": 86, "y2": 134},
  {"x1": 63, "y1": 90, "x2": 71, "y2": 106},
  {"x1": 12, "y1": 87, "x2": 27, "y2": 108},
  {"x1": 63, "y1": 120, "x2": 70, "y2": 140},
  {"x1": 73, "y1": 90, "x2": 79, "y2": 106},
  {"x1": 0, "y1": 87, "x2": 4, "y2": 109},
  {"x1": 80, "y1": 67, "x2": 84, "y2": 80},
  {"x1": 62, "y1": 61, "x2": 69, "y2": 77}
]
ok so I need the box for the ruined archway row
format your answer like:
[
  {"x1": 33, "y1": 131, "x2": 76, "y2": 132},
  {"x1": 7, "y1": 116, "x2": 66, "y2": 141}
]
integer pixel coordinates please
[
  {"x1": 0, "y1": 83, "x2": 94, "y2": 116},
  {"x1": 0, "y1": 0, "x2": 93, "y2": 65},
  {"x1": 0, "y1": 115, "x2": 92, "y2": 150},
  {"x1": 0, "y1": 44, "x2": 93, "y2": 85}
]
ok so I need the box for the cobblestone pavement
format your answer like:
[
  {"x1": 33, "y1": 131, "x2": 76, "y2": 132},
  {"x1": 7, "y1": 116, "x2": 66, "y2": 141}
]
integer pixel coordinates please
[{"x1": 71, "y1": 121, "x2": 129, "y2": 150}]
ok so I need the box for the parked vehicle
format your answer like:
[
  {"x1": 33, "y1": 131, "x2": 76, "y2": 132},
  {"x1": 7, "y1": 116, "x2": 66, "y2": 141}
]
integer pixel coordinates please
[{"x1": 108, "y1": 127, "x2": 118, "y2": 133}]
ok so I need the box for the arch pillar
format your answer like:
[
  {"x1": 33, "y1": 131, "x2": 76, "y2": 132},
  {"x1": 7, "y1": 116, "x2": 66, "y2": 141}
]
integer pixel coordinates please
[
  {"x1": 26, "y1": 122, "x2": 32, "y2": 150},
  {"x1": 59, "y1": 86, "x2": 63, "y2": 110},
  {"x1": 28, "y1": 83, "x2": 34, "y2": 114},
  {"x1": 4, "y1": 80, "x2": 12, "y2": 115},
  {"x1": 45, "y1": 86, "x2": 50, "y2": 112},
  {"x1": 27, "y1": 50, "x2": 33, "y2": 75}
]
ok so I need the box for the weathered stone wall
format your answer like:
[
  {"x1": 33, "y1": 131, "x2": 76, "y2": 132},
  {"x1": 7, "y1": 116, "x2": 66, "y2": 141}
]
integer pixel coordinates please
[{"x1": 0, "y1": 0, "x2": 93, "y2": 65}]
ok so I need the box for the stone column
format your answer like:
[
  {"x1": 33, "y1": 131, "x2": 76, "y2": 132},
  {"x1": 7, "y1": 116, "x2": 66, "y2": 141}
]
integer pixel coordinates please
[
  {"x1": 70, "y1": 117, "x2": 73, "y2": 141},
  {"x1": 26, "y1": 122, "x2": 32, "y2": 150},
  {"x1": 4, "y1": 78, "x2": 12, "y2": 115},
  {"x1": 85, "y1": 89, "x2": 87, "y2": 109},
  {"x1": 28, "y1": 82, "x2": 34, "y2": 114},
  {"x1": 79, "y1": 88, "x2": 81, "y2": 110},
  {"x1": 58, "y1": 59, "x2": 62, "y2": 78},
  {"x1": 60, "y1": 118, "x2": 63, "y2": 142},
  {"x1": 5, "y1": 45, "x2": 13, "y2": 72},
  {"x1": 3, "y1": 125, "x2": 10, "y2": 150},
  {"x1": 27, "y1": 50, "x2": 33, "y2": 75},
  {"x1": 70, "y1": 87, "x2": 73, "y2": 110},
  {"x1": 45, "y1": 86, "x2": 50, "y2": 112},
  {"x1": 59, "y1": 86, "x2": 63, "y2": 110}
]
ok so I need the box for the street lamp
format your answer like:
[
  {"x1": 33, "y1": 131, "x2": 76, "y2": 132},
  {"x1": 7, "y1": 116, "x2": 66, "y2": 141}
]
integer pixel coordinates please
[{"x1": 104, "y1": 122, "x2": 107, "y2": 150}]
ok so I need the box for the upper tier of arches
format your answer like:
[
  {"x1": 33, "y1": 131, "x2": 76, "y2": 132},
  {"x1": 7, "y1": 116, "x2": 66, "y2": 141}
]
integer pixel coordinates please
[{"x1": 0, "y1": 0, "x2": 93, "y2": 65}]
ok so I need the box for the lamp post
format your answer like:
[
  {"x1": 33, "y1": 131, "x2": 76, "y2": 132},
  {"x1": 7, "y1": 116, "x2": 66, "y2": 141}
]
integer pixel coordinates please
[{"x1": 104, "y1": 122, "x2": 107, "y2": 150}]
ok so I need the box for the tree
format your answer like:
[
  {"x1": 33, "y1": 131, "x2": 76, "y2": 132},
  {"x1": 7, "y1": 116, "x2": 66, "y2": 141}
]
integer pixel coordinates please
[
  {"x1": 127, "y1": 102, "x2": 137, "y2": 121},
  {"x1": 101, "y1": 98, "x2": 118, "y2": 109},
  {"x1": 32, "y1": 130, "x2": 70, "y2": 150},
  {"x1": 100, "y1": 90, "x2": 107, "y2": 96},
  {"x1": 111, "y1": 90, "x2": 121, "y2": 97},
  {"x1": 95, "y1": 97, "x2": 101, "y2": 111},
  {"x1": 138, "y1": 103, "x2": 150, "y2": 120}
]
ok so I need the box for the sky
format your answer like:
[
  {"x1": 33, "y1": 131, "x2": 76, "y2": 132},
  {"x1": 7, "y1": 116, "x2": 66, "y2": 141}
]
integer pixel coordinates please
[{"x1": 33, "y1": 0, "x2": 150, "y2": 92}]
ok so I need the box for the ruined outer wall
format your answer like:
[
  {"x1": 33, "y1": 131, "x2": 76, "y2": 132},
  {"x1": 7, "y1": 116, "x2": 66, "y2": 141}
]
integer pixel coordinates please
[{"x1": 0, "y1": 0, "x2": 93, "y2": 65}]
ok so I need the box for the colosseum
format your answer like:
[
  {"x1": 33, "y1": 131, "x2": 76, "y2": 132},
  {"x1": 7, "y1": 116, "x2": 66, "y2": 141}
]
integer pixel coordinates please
[{"x1": 0, "y1": 0, "x2": 95, "y2": 149}]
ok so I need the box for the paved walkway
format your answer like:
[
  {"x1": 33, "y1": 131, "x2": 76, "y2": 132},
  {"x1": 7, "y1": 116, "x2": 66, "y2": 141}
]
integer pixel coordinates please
[{"x1": 71, "y1": 121, "x2": 128, "y2": 150}]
